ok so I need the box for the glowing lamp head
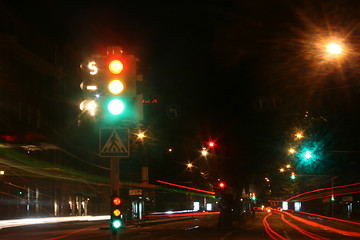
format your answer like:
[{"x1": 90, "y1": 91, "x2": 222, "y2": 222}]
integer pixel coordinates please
[
  {"x1": 219, "y1": 182, "x2": 225, "y2": 189},
  {"x1": 113, "y1": 197, "x2": 121, "y2": 205},
  {"x1": 112, "y1": 220, "x2": 122, "y2": 229},
  {"x1": 108, "y1": 80, "x2": 124, "y2": 94},
  {"x1": 113, "y1": 209, "x2": 121, "y2": 217},
  {"x1": 108, "y1": 99, "x2": 125, "y2": 115},
  {"x1": 109, "y1": 60, "x2": 124, "y2": 74},
  {"x1": 326, "y1": 43, "x2": 342, "y2": 55}
]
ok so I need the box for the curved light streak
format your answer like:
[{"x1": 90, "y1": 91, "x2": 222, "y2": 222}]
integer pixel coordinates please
[
  {"x1": 263, "y1": 212, "x2": 287, "y2": 240},
  {"x1": 282, "y1": 211, "x2": 360, "y2": 237},
  {"x1": 274, "y1": 211, "x2": 330, "y2": 240}
]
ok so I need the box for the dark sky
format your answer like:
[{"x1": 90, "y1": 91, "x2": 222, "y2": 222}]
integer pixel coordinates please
[{"x1": 5, "y1": 0, "x2": 360, "y2": 185}]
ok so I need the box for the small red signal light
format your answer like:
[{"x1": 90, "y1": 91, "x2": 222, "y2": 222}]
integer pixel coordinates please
[
  {"x1": 113, "y1": 197, "x2": 121, "y2": 205},
  {"x1": 219, "y1": 182, "x2": 225, "y2": 189},
  {"x1": 208, "y1": 141, "x2": 215, "y2": 147}
]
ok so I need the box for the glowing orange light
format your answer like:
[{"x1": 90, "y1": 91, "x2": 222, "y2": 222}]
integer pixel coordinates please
[
  {"x1": 109, "y1": 60, "x2": 123, "y2": 74},
  {"x1": 113, "y1": 209, "x2": 121, "y2": 217},
  {"x1": 108, "y1": 80, "x2": 124, "y2": 94},
  {"x1": 113, "y1": 197, "x2": 121, "y2": 206}
]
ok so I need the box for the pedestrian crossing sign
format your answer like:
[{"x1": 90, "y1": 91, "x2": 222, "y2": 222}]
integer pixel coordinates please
[{"x1": 99, "y1": 127, "x2": 129, "y2": 157}]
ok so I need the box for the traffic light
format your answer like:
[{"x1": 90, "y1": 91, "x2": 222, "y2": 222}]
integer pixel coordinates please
[
  {"x1": 291, "y1": 172, "x2": 296, "y2": 180},
  {"x1": 110, "y1": 195, "x2": 122, "y2": 231},
  {"x1": 208, "y1": 141, "x2": 215, "y2": 148},
  {"x1": 219, "y1": 182, "x2": 225, "y2": 189},
  {"x1": 251, "y1": 192, "x2": 256, "y2": 200},
  {"x1": 106, "y1": 56, "x2": 128, "y2": 116},
  {"x1": 79, "y1": 46, "x2": 144, "y2": 122}
]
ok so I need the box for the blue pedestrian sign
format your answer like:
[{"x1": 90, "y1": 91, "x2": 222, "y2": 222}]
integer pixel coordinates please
[{"x1": 99, "y1": 127, "x2": 129, "y2": 157}]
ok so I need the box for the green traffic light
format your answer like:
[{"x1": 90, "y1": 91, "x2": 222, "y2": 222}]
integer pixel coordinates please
[
  {"x1": 112, "y1": 219, "x2": 122, "y2": 229},
  {"x1": 108, "y1": 99, "x2": 125, "y2": 115}
]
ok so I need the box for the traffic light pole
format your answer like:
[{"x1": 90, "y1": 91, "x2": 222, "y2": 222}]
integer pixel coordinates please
[{"x1": 111, "y1": 157, "x2": 120, "y2": 240}]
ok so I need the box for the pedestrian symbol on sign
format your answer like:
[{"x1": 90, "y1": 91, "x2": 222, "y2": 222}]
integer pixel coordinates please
[
  {"x1": 102, "y1": 130, "x2": 128, "y2": 153},
  {"x1": 99, "y1": 128, "x2": 129, "y2": 157}
]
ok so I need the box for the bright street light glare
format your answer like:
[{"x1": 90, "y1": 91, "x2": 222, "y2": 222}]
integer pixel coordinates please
[
  {"x1": 326, "y1": 43, "x2": 342, "y2": 55},
  {"x1": 201, "y1": 149, "x2": 208, "y2": 157},
  {"x1": 304, "y1": 150, "x2": 312, "y2": 159}
]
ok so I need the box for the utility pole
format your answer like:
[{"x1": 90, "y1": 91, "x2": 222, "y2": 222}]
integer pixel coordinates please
[{"x1": 111, "y1": 157, "x2": 120, "y2": 240}]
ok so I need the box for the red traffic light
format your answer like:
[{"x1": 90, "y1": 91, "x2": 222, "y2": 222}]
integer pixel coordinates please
[
  {"x1": 219, "y1": 182, "x2": 225, "y2": 189},
  {"x1": 108, "y1": 59, "x2": 124, "y2": 74},
  {"x1": 208, "y1": 141, "x2": 215, "y2": 148},
  {"x1": 113, "y1": 197, "x2": 121, "y2": 205}
]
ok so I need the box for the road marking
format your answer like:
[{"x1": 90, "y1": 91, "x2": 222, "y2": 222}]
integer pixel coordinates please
[{"x1": 220, "y1": 231, "x2": 233, "y2": 240}]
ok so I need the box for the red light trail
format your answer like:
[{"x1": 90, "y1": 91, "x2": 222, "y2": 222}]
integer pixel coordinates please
[
  {"x1": 282, "y1": 211, "x2": 360, "y2": 237},
  {"x1": 287, "y1": 210, "x2": 360, "y2": 226},
  {"x1": 262, "y1": 212, "x2": 287, "y2": 240},
  {"x1": 156, "y1": 180, "x2": 215, "y2": 195},
  {"x1": 286, "y1": 181, "x2": 360, "y2": 202},
  {"x1": 273, "y1": 211, "x2": 330, "y2": 240},
  {"x1": 262, "y1": 208, "x2": 360, "y2": 239}
]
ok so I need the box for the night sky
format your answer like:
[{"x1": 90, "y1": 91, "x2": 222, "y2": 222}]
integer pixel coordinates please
[{"x1": 5, "y1": 0, "x2": 360, "y2": 188}]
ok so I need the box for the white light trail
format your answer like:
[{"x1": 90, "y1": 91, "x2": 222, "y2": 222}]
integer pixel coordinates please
[{"x1": 0, "y1": 215, "x2": 110, "y2": 229}]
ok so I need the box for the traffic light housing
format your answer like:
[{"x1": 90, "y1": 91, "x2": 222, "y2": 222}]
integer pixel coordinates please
[
  {"x1": 110, "y1": 195, "x2": 122, "y2": 231},
  {"x1": 79, "y1": 46, "x2": 143, "y2": 122},
  {"x1": 291, "y1": 172, "x2": 296, "y2": 180},
  {"x1": 250, "y1": 192, "x2": 256, "y2": 200},
  {"x1": 105, "y1": 52, "x2": 136, "y2": 117}
]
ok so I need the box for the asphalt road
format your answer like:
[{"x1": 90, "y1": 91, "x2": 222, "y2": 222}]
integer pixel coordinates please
[{"x1": 0, "y1": 211, "x2": 359, "y2": 239}]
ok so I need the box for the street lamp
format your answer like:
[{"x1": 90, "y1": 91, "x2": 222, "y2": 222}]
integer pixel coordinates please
[
  {"x1": 201, "y1": 148, "x2": 208, "y2": 157},
  {"x1": 137, "y1": 132, "x2": 145, "y2": 139},
  {"x1": 289, "y1": 148, "x2": 296, "y2": 154},
  {"x1": 295, "y1": 133, "x2": 303, "y2": 140},
  {"x1": 326, "y1": 43, "x2": 342, "y2": 55},
  {"x1": 186, "y1": 162, "x2": 193, "y2": 169}
]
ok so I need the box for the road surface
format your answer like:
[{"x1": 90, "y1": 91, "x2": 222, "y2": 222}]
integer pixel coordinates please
[{"x1": 0, "y1": 211, "x2": 359, "y2": 239}]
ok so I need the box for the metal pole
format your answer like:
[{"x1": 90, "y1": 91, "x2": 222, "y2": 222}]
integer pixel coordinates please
[
  {"x1": 111, "y1": 157, "x2": 120, "y2": 240},
  {"x1": 331, "y1": 177, "x2": 334, "y2": 218}
]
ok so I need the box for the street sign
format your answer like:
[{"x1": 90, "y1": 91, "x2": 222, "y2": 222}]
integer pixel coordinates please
[
  {"x1": 129, "y1": 189, "x2": 142, "y2": 196},
  {"x1": 99, "y1": 127, "x2": 129, "y2": 157}
]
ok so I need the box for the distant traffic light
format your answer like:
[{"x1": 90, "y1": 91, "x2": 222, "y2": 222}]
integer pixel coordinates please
[
  {"x1": 208, "y1": 141, "x2": 215, "y2": 148},
  {"x1": 219, "y1": 182, "x2": 225, "y2": 189},
  {"x1": 110, "y1": 195, "x2": 122, "y2": 231},
  {"x1": 250, "y1": 192, "x2": 256, "y2": 200},
  {"x1": 291, "y1": 172, "x2": 296, "y2": 180}
]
